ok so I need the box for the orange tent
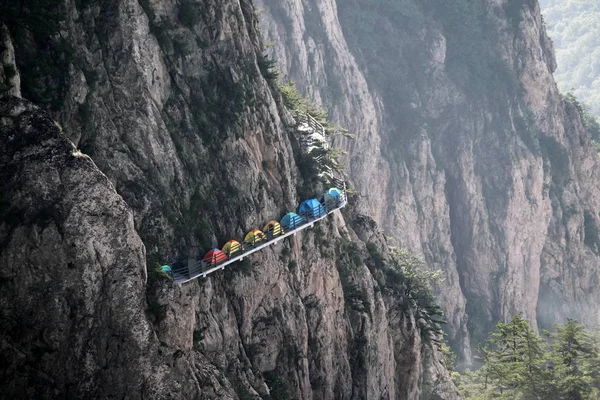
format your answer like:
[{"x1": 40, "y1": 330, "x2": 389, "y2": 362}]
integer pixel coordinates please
[{"x1": 203, "y1": 249, "x2": 228, "y2": 265}]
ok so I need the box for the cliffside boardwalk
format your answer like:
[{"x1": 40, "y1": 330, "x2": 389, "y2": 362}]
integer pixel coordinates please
[
  {"x1": 172, "y1": 188, "x2": 347, "y2": 284},
  {"x1": 168, "y1": 113, "x2": 347, "y2": 284}
]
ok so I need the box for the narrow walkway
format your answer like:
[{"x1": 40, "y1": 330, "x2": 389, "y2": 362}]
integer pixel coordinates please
[
  {"x1": 166, "y1": 113, "x2": 346, "y2": 285},
  {"x1": 172, "y1": 189, "x2": 347, "y2": 284}
]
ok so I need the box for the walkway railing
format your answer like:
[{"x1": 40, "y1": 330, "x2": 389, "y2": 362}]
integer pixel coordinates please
[
  {"x1": 164, "y1": 113, "x2": 347, "y2": 285},
  {"x1": 296, "y1": 112, "x2": 326, "y2": 138},
  {"x1": 171, "y1": 190, "x2": 347, "y2": 284}
]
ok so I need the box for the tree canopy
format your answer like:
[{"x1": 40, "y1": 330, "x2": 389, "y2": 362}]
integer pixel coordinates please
[
  {"x1": 455, "y1": 317, "x2": 600, "y2": 399},
  {"x1": 541, "y1": 0, "x2": 600, "y2": 117}
]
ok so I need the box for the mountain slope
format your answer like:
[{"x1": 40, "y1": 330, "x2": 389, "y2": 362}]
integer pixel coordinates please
[
  {"x1": 0, "y1": 1, "x2": 457, "y2": 399},
  {"x1": 256, "y1": 0, "x2": 600, "y2": 361}
]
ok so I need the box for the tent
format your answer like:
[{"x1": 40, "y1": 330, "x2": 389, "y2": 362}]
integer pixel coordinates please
[
  {"x1": 244, "y1": 229, "x2": 266, "y2": 246},
  {"x1": 158, "y1": 265, "x2": 173, "y2": 279},
  {"x1": 263, "y1": 220, "x2": 284, "y2": 237},
  {"x1": 222, "y1": 240, "x2": 243, "y2": 257},
  {"x1": 280, "y1": 212, "x2": 303, "y2": 230},
  {"x1": 298, "y1": 198, "x2": 326, "y2": 218},
  {"x1": 203, "y1": 249, "x2": 228, "y2": 265},
  {"x1": 160, "y1": 265, "x2": 172, "y2": 274},
  {"x1": 324, "y1": 188, "x2": 342, "y2": 208}
]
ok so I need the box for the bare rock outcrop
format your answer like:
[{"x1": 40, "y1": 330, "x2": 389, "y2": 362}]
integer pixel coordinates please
[
  {"x1": 0, "y1": 23, "x2": 20, "y2": 96},
  {"x1": 257, "y1": 0, "x2": 600, "y2": 360},
  {"x1": 0, "y1": 95, "x2": 154, "y2": 398},
  {"x1": 0, "y1": 0, "x2": 458, "y2": 399}
]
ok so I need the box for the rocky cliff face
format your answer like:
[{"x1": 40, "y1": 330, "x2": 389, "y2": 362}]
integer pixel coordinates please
[
  {"x1": 256, "y1": 0, "x2": 600, "y2": 360},
  {"x1": 0, "y1": 0, "x2": 457, "y2": 399}
]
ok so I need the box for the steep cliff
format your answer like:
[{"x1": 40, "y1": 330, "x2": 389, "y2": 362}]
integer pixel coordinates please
[
  {"x1": 0, "y1": 0, "x2": 458, "y2": 399},
  {"x1": 256, "y1": 0, "x2": 600, "y2": 360}
]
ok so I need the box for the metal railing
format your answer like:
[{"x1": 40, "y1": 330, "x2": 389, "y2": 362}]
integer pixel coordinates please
[
  {"x1": 296, "y1": 112, "x2": 326, "y2": 138},
  {"x1": 165, "y1": 113, "x2": 349, "y2": 285},
  {"x1": 171, "y1": 189, "x2": 347, "y2": 284}
]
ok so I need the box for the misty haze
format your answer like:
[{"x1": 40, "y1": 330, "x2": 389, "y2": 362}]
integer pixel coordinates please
[{"x1": 0, "y1": 0, "x2": 599, "y2": 399}]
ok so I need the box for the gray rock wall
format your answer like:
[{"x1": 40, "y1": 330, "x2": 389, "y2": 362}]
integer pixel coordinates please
[
  {"x1": 0, "y1": 0, "x2": 458, "y2": 398},
  {"x1": 256, "y1": 0, "x2": 600, "y2": 360}
]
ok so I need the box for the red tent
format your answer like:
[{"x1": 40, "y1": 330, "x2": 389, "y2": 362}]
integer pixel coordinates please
[{"x1": 203, "y1": 249, "x2": 228, "y2": 265}]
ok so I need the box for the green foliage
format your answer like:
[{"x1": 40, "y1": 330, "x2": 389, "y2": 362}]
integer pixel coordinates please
[
  {"x1": 278, "y1": 80, "x2": 306, "y2": 111},
  {"x1": 336, "y1": 239, "x2": 445, "y2": 339},
  {"x1": 277, "y1": 80, "x2": 326, "y2": 120},
  {"x1": 563, "y1": 92, "x2": 600, "y2": 148},
  {"x1": 386, "y1": 248, "x2": 445, "y2": 341},
  {"x1": 483, "y1": 316, "x2": 547, "y2": 399},
  {"x1": 366, "y1": 242, "x2": 384, "y2": 266},
  {"x1": 549, "y1": 319, "x2": 599, "y2": 400},
  {"x1": 257, "y1": 53, "x2": 278, "y2": 82},
  {"x1": 277, "y1": 79, "x2": 353, "y2": 140},
  {"x1": 458, "y1": 317, "x2": 600, "y2": 400},
  {"x1": 339, "y1": 235, "x2": 363, "y2": 267},
  {"x1": 335, "y1": 236, "x2": 371, "y2": 313},
  {"x1": 276, "y1": 79, "x2": 351, "y2": 191},
  {"x1": 440, "y1": 338, "x2": 462, "y2": 388},
  {"x1": 441, "y1": 340, "x2": 457, "y2": 371},
  {"x1": 541, "y1": 0, "x2": 600, "y2": 117}
]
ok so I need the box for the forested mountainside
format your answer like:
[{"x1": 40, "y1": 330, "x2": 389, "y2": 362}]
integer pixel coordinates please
[
  {"x1": 0, "y1": 1, "x2": 458, "y2": 399},
  {"x1": 257, "y1": 0, "x2": 600, "y2": 362},
  {"x1": 540, "y1": 0, "x2": 600, "y2": 117}
]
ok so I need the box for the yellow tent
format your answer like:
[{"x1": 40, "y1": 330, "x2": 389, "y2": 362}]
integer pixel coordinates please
[
  {"x1": 222, "y1": 240, "x2": 243, "y2": 256},
  {"x1": 263, "y1": 220, "x2": 284, "y2": 237},
  {"x1": 244, "y1": 229, "x2": 266, "y2": 246}
]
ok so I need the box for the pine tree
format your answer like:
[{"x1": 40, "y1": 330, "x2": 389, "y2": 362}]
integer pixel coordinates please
[
  {"x1": 461, "y1": 316, "x2": 549, "y2": 399},
  {"x1": 458, "y1": 318, "x2": 600, "y2": 399},
  {"x1": 486, "y1": 316, "x2": 547, "y2": 399},
  {"x1": 549, "y1": 319, "x2": 598, "y2": 400}
]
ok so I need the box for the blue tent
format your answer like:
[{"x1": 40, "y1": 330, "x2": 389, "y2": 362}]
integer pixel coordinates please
[
  {"x1": 298, "y1": 199, "x2": 326, "y2": 218},
  {"x1": 281, "y1": 212, "x2": 304, "y2": 230},
  {"x1": 324, "y1": 188, "x2": 342, "y2": 207}
]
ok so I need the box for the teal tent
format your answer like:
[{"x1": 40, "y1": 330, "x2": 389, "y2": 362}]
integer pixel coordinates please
[
  {"x1": 324, "y1": 188, "x2": 342, "y2": 208},
  {"x1": 160, "y1": 265, "x2": 172, "y2": 274},
  {"x1": 281, "y1": 212, "x2": 303, "y2": 230},
  {"x1": 159, "y1": 265, "x2": 173, "y2": 279}
]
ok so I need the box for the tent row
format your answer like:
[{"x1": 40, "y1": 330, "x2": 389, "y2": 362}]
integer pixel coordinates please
[{"x1": 198, "y1": 187, "x2": 344, "y2": 267}]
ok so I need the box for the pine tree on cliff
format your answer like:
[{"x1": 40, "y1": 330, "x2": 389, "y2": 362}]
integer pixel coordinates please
[{"x1": 548, "y1": 319, "x2": 599, "y2": 400}]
